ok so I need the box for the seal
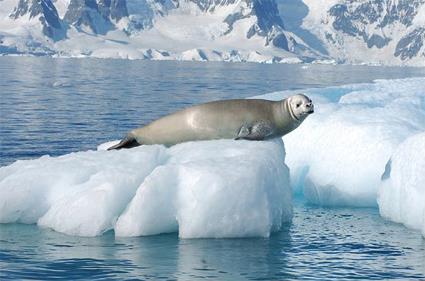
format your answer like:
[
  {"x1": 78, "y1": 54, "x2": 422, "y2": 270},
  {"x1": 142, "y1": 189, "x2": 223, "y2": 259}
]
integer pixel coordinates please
[{"x1": 108, "y1": 94, "x2": 314, "y2": 150}]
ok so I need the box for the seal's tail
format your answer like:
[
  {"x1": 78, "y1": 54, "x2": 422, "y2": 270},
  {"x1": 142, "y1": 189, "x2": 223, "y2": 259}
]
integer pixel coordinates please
[{"x1": 107, "y1": 135, "x2": 141, "y2": 150}]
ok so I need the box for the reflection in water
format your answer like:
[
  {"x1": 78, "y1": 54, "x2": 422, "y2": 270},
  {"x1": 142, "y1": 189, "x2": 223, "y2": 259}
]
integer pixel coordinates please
[
  {"x1": 176, "y1": 230, "x2": 291, "y2": 281},
  {"x1": 1, "y1": 202, "x2": 424, "y2": 280}
]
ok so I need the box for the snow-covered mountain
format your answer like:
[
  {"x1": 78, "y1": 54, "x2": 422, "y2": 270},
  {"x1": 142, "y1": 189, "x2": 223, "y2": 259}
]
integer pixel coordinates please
[
  {"x1": 1, "y1": 0, "x2": 425, "y2": 65},
  {"x1": 301, "y1": 0, "x2": 425, "y2": 66},
  {"x1": 11, "y1": 0, "x2": 64, "y2": 39},
  {"x1": 0, "y1": 0, "x2": 321, "y2": 63}
]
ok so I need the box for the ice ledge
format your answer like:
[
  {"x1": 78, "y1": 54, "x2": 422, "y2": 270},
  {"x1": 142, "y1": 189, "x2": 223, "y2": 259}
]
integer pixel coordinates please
[
  {"x1": 378, "y1": 132, "x2": 425, "y2": 238},
  {"x1": 0, "y1": 139, "x2": 292, "y2": 238},
  {"x1": 257, "y1": 77, "x2": 425, "y2": 208}
]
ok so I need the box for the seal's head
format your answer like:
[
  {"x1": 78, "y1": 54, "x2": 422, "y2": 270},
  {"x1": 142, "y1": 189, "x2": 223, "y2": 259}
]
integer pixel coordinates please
[{"x1": 287, "y1": 94, "x2": 314, "y2": 120}]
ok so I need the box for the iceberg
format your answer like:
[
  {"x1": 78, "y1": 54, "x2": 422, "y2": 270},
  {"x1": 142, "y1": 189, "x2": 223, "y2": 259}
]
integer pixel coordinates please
[
  {"x1": 0, "y1": 139, "x2": 292, "y2": 238},
  {"x1": 378, "y1": 132, "x2": 425, "y2": 238},
  {"x1": 257, "y1": 77, "x2": 425, "y2": 207},
  {"x1": 1, "y1": 76, "x2": 425, "y2": 238}
]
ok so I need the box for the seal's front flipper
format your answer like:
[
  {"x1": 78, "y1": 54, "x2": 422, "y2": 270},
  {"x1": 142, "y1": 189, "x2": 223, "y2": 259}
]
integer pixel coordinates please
[
  {"x1": 235, "y1": 125, "x2": 251, "y2": 140},
  {"x1": 107, "y1": 135, "x2": 140, "y2": 150},
  {"x1": 235, "y1": 121, "x2": 275, "y2": 141}
]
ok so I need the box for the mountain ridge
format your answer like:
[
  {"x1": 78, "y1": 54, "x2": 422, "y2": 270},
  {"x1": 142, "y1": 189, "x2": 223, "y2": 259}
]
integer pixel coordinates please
[
  {"x1": 302, "y1": 0, "x2": 425, "y2": 66},
  {"x1": 0, "y1": 0, "x2": 424, "y2": 65}
]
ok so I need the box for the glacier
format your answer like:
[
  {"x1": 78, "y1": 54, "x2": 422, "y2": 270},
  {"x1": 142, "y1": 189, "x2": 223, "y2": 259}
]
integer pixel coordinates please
[
  {"x1": 0, "y1": 0, "x2": 320, "y2": 63},
  {"x1": 302, "y1": 0, "x2": 425, "y2": 66},
  {"x1": 0, "y1": 139, "x2": 292, "y2": 238},
  {"x1": 2, "y1": 0, "x2": 425, "y2": 65}
]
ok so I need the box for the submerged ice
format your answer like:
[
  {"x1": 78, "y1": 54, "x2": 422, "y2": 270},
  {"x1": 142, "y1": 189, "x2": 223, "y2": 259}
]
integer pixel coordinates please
[{"x1": 0, "y1": 139, "x2": 291, "y2": 238}]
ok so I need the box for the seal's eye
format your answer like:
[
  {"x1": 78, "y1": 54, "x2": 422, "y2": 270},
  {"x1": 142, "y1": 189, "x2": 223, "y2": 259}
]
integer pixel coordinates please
[{"x1": 296, "y1": 103, "x2": 301, "y2": 108}]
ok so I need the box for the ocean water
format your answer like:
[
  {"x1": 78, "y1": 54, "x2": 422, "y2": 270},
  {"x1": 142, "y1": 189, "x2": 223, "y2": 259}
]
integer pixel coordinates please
[
  {"x1": 1, "y1": 202, "x2": 424, "y2": 280},
  {"x1": 1, "y1": 57, "x2": 425, "y2": 280}
]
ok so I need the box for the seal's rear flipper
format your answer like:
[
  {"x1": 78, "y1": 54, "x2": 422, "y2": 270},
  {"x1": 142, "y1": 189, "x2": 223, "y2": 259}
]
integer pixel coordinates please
[{"x1": 107, "y1": 136, "x2": 140, "y2": 150}]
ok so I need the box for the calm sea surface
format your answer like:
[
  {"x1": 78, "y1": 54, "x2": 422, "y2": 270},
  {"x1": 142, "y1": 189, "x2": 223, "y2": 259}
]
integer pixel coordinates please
[{"x1": 1, "y1": 57, "x2": 425, "y2": 280}]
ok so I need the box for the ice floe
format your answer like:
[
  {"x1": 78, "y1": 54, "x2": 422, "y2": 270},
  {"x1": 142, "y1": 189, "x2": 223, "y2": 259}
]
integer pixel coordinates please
[
  {"x1": 258, "y1": 77, "x2": 425, "y2": 208},
  {"x1": 1, "y1": 77, "x2": 425, "y2": 238},
  {"x1": 0, "y1": 139, "x2": 291, "y2": 238},
  {"x1": 378, "y1": 132, "x2": 425, "y2": 238}
]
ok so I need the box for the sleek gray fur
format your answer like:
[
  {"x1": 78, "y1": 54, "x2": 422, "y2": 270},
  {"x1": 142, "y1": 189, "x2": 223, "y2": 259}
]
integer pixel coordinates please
[{"x1": 108, "y1": 94, "x2": 314, "y2": 150}]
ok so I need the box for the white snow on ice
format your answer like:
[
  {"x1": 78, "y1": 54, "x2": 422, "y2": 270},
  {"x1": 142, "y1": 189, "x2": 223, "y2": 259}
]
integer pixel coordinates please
[
  {"x1": 378, "y1": 132, "x2": 425, "y2": 238},
  {"x1": 0, "y1": 139, "x2": 292, "y2": 238},
  {"x1": 256, "y1": 77, "x2": 425, "y2": 208}
]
